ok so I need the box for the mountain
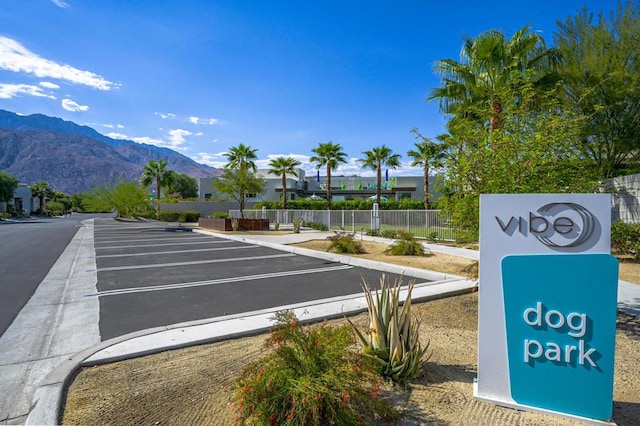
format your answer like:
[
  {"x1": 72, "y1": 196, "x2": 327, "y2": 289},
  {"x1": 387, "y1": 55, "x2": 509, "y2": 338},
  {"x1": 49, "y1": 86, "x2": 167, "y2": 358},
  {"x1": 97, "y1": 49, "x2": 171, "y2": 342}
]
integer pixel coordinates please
[{"x1": 0, "y1": 110, "x2": 219, "y2": 194}]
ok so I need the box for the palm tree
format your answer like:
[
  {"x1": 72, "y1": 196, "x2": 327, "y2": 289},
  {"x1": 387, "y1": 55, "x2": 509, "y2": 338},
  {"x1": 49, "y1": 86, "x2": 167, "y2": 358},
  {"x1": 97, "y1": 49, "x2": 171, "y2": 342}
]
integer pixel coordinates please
[
  {"x1": 429, "y1": 24, "x2": 561, "y2": 131},
  {"x1": 309, "y1": 141, "x2": 347, "y2": 209},
  {"x1": 359, "y1": 145, "x2": 401, "y2": 205},
  {"x1": 407, "y1": 129, "x2": 447, "y2": 209},
  {"x1": 141, "y1": 159, "x2": 173, "y2": 218},
  {"x1": 225, "y1": 143, "x2": 258, "y2": 172},
  {"x1": 29, "y1": 181, "x2": 51, "y2": 215},
  {"x1": 268, "y1": 156, "x2": 301, "y2": 209}
]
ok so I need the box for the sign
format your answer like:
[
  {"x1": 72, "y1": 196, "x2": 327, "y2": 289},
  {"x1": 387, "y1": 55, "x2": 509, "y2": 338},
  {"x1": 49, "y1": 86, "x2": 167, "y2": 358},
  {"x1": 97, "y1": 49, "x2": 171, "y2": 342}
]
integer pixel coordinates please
[{"x1": 476, "y1": 194, "x2": 618, "y2": 423}]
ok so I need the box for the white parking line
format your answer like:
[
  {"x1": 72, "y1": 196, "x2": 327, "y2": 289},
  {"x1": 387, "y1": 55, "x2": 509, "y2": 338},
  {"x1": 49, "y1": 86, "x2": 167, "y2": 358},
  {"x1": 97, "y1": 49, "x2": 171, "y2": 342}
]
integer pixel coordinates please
[
  {"x1": 97, "y1": 253, "x2": 296, "y2": 272},
  {"x1": 96, "y1": 245, "x2": 260, "y2": 258},
  {"x1": 95, "y1": 240, "x2": 233, "y2": 250},
  {"x1": 95, "y1": 265, "x2": 354, "y2": 297},
  {"x1": 96, "y1": 236, "x2": 214, "y2": 244}
]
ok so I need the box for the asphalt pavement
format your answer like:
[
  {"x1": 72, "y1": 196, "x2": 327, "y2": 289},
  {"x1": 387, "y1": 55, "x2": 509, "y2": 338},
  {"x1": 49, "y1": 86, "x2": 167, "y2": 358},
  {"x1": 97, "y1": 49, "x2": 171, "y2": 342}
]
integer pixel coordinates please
[{"x1": 1, "y1": 217, "x2": 637, "y2": 425}]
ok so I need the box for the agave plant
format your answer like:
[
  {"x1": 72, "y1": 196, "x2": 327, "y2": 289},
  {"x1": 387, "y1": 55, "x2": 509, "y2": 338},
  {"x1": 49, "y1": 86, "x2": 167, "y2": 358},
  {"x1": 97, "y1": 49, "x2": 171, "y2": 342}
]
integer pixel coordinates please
[{"x1": 351, "y1": 274, "x2": 430, "y2": 383}]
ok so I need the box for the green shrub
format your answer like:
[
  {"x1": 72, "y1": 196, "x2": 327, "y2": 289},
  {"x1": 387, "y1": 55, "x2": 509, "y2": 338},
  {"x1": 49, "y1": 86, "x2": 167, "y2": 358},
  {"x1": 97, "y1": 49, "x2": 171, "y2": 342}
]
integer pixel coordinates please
[
  {"x1": 233, "y1": 311, "x2": 398, "y2": 425},
  {"x1": 365, "y1": 228, "x2": 380, "y2": 237},
  {"x1": 274, "y1": 221, "x2": 280, "y2": 231},
  {"x1": 384, "y1": 232, "x2": 427, "y2": 256},
  {"x1": 326, "y1": 232, "x2": 365, "y2": 254},
  {"x1": 179, "y1": 211, "x2": 200, "y2": 222},
  {"x1": 158, "y1": 211, "x2": 181, "y2": 221},
  {"x1": 380, "y1": 229, "x2": 400, "y2": 239},
  {"x1": 351, "y1": 275, "x2": 430, "y2": 384},
  {"x1": 212, "y1": 212, "x2": 230, "y2": 219},
  {"x1": 306, "y1": 221, "x2": 328, "y2": 231},
  {"x1": 45, "y1": 201, "x2": 65, "y2": 216},
  {"x1": 611, "y1": 221, "x2": 640, "y2": 260}
]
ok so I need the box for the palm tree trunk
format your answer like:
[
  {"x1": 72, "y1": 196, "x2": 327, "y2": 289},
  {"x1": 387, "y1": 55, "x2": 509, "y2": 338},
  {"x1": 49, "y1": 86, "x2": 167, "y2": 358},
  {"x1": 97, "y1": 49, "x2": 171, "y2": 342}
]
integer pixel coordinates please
[
  {"x1": 326, "y1": 164, "x2": 332, "y2": 209},
  {"x1": 424, "y1": 167, "x2": 430, "y2": 209},
  {"x1": 282, "y1": 173, "x2": 287, "y2": 209},
  {"x1": 376, "y1": 166, "x2": 382, "y2": 204},
  {"x1": 155, "y1": 177, "x2": 161, "y2": 219}
]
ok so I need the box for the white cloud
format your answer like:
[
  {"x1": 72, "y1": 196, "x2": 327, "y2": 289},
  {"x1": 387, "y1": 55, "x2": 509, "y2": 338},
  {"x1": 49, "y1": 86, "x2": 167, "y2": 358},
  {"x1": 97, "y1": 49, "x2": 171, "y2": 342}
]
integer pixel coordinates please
[
  {"x1": 106, "y1": 132, "x2": 128, "y2": 139},
  {"x1": 51, "y1": 0, "x2": 70, "y2": 8},
  {"x1": 103, "y1": 123, "x2": 125, "y2": 129},
  {"x1": 61, "y1": 98, "x2": 89, "y2": 112},
  {"x1": 191, "y1": 152, "x2": 228, "y2": 168},
  {"x1": 188, "y1": 116, "x2": 218, "y2": 125},
  {"x1": 39, "y1": 81, "x2": 60, "y2": 89},
  {"x1": 155, "y1": 112, "x2": 176, "y2": 119},
  {"x1": 0, "y1": 83, "x2": 56, "y2": 99},
  {"x1": 195, "y1": 132, "x2": 204, "y2": 136},
  {"x1": 167, "y1": 128, "x2": 192, "y2": 147},
  {"x1": 0, "y1": 36, "x2": 118, "y2": 90}
]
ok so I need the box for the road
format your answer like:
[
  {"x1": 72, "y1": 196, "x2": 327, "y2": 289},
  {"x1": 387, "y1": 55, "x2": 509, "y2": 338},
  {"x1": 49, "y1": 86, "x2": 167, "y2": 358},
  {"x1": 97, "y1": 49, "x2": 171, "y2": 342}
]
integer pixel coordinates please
[{"x1": 0, "y1": 214, "x2": 108, "y2": 336}]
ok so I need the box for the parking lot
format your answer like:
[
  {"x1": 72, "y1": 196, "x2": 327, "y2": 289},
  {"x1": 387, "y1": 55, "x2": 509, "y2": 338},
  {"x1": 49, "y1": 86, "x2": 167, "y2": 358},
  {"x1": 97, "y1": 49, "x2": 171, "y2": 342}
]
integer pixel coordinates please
[{"x1": 93, "y1": 218, "x2": 425, "y2": 340}]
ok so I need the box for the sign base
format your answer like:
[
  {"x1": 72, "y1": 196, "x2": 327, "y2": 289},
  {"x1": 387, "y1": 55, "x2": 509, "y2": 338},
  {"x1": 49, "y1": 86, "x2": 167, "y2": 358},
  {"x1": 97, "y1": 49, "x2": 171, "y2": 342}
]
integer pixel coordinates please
[{"x1": 473, "y1": 380, "x2": 616, "y2": 426}]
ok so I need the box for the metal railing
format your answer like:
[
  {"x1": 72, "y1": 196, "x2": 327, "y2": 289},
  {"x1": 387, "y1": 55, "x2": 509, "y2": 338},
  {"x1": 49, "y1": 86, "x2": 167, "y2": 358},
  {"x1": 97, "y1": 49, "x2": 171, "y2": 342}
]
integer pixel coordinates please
[{"x1": 230, "y1": 209, "x2": 456, "y2": 241}]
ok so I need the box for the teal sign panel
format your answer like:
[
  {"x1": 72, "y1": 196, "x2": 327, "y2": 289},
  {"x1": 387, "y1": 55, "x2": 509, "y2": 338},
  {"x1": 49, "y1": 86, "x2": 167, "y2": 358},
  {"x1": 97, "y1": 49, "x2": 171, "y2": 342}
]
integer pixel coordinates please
[{"x1": 502, "y1": 254, "x2": 618, "y2": 420}]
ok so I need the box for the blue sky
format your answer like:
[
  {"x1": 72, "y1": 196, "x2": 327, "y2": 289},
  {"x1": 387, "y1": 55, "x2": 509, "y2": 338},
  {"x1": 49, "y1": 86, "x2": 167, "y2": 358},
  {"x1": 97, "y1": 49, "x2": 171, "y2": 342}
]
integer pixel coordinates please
[{"x1": 0, "y1": 0, "x2": 613, "y2": 177}]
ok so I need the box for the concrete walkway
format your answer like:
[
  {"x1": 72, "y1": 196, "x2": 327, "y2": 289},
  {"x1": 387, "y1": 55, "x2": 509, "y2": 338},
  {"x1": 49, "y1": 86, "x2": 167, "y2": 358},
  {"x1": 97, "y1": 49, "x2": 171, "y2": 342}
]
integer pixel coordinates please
[{"x1": 11, "y1": 224, "x2": 640, "y2": 425}]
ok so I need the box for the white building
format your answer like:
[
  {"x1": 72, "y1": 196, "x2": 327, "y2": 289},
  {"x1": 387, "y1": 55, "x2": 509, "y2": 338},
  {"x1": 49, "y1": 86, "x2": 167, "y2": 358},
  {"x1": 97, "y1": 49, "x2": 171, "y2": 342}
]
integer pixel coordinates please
[{"x1": 199, "y1": 168, "x2": 436, "y2": 203}]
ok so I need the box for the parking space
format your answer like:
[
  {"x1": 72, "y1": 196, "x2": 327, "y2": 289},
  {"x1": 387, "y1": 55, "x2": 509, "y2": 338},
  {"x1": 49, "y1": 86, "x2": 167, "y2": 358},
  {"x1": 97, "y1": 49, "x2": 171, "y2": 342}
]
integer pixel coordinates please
[{"x1": 93, "y1": 218, "x2": 427, "y2": 340}]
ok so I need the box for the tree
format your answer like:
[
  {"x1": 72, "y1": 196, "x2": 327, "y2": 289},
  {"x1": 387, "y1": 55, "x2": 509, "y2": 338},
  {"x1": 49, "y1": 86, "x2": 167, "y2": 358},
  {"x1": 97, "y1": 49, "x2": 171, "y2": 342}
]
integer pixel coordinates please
[
  {"x1": 555, "y1": 2, "x2": 640, "y2": 178},
  {"x1": 225, "y1": 143, "x2": 258, "y2": 172},
  {"x1": 430, "y1": 25, "x2": 561, "y2": 131},
  {"x1": 141, "y1": 159, "x2": 173, "y2": 218},
  {"x1": 83, "y1": 181, "x2": 151, "y2": 218},
  {"x1": 268, "y1": 156, "x2": 301, "y2": 209},
  {"x1": 358, "y1": 145, "x2": 401, "y2": 205},
  {"x1": 163, "y1": 172, "x2": 199, "y2": 199},
  {"x1": 407, "y1": 129, "x2": 447, "y2": 209},
  {"x1": 214, "y1": 168, "x2": 266, "y2": 218},
  {"x1": 310, "y1": 141, "x2": 347, "y2": 209},
  {"x1": 0, "y1": 171, "x2": 19, "y2": 213},
  {"x1": 436, "y1": 87, "x2": 597, "y2": 237},
  {"x1": 30, "y1": 181, "x2": 52, "y2": 215}
]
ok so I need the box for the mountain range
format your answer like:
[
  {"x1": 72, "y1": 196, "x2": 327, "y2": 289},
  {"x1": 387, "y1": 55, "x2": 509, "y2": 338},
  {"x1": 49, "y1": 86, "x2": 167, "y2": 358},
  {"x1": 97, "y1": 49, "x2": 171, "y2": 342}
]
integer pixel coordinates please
[{"x1": 0, "y1": 110, "x2": 219, "y2": 194}]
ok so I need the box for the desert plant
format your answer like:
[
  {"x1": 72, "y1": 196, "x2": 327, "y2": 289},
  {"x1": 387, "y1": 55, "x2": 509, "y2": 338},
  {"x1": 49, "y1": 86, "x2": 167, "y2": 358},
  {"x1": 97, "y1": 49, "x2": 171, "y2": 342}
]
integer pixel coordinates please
[
  {"x1": 351, "y1": 275, "x2": 430, "y2": 383},
  {"x1": 384, "y1": 232, "x2": 427, "y2": 256},
  {"x1": 231, "y1": 217, "x2": 239, "y2": 231},
  {"x1": 232, "y1": 310, "x2": 398, "y2": 425},
  {"x1": 306, "y1": 221, "x2": 328, "y2": 231},
  {"x1": 380, "y1": 229, "x2": 400, "y2": 239},
  {"x1": 274, "y1": 220, "x2": 280, "y2": 231},
  {"x1": 292, "y1": 216, "x2": 301, "y2": 233},
  {"x1": 326, "y1": 232, "x2": 365, "y2": 254}
]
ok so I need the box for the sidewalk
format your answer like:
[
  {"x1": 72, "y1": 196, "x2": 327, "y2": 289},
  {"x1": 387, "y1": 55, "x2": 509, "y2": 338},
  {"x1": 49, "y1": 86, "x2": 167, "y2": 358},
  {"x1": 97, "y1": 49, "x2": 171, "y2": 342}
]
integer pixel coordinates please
[{"x1": 21, "y1": 226, "x2": 640, "y2": 425}]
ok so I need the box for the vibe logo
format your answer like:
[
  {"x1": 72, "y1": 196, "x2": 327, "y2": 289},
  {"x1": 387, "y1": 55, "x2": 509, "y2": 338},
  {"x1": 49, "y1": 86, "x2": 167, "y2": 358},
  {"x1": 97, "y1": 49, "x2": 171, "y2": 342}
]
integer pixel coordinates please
[{"x1": 495, "y1": 202, "x2": 596, "y2": 248}]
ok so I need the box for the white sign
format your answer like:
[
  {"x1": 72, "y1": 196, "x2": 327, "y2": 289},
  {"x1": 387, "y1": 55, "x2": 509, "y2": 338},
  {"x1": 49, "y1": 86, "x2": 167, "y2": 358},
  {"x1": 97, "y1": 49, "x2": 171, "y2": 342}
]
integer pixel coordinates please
[{"x1": 476, "y1": 194, "x2": 617, "y2": 422}]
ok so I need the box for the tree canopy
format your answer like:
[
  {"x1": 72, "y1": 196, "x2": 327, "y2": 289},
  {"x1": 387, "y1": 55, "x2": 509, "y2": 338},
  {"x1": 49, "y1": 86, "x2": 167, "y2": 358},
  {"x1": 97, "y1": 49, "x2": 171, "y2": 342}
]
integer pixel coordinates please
[
  {"x1": 310, "y1": 141, "x2": 347, "y2": 209},
  {"x1": 268, "y1": 156, "x2": 301, "y2": 209}
]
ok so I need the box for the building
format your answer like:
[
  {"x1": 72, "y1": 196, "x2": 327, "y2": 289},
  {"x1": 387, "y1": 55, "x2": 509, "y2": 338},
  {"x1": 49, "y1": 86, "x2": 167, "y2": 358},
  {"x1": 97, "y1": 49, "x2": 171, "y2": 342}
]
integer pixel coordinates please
[
  {"x1": 0, "y1": 183, "x2": 37, "y2": 215},
  {"x1": 199, "y1": 168, "x2": 436, "y2": 203}
]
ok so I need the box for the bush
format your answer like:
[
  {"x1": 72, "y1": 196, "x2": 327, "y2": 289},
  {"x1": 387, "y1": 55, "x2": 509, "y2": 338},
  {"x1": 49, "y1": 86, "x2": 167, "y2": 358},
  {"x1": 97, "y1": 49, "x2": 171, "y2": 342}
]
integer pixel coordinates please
[
  {"x1": 351, "y1": 275, "x2": 430, "y2": 384},
  {"x1": 384, "y1": 232, "x2": 427, "y2": 256},
  {"x1": 306, "y1": 221, "x2": 328, "y2": 231},
  {"x1": 365, "y1": 229, "x2": 380, "y2": 237},
  {"x1": 326, "y1": 232, "x2": 365, "y2": 254},
  {"x1": 158, "y1": 211, "x2": 180, "y2": 221},
  {"x1": 212, "y1": 212, "x2": 230, "y2": 219},
  {"x1": 45, "y1": 201, "x2": 65, "y2": 216},
  {"x1": 611, "y1": 221, "x2": 640, "y2": 261},
  {"x1": 380, "y1": 229, "x2": 400, "y2": 239},
  {"x1": 233, "y1": 311, "x2": 398, "y2": 425}
]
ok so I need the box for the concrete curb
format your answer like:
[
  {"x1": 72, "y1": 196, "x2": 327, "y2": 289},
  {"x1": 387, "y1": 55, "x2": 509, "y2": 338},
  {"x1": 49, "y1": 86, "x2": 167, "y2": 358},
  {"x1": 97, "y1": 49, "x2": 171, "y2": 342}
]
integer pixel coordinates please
[{"x1": 26, "y1": 228, "x2": 476, "y2": 425}]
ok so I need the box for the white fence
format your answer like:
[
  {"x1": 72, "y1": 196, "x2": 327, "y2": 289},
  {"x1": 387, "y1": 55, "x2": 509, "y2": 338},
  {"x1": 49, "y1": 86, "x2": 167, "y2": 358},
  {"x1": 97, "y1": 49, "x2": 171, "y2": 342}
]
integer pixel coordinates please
[{"x1": 230, "y1": 209, "x2": 456, "y2": 241}]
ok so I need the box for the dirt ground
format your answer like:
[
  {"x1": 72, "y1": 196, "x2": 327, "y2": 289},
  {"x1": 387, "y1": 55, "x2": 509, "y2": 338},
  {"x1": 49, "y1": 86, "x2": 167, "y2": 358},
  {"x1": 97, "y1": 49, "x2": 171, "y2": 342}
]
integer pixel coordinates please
[{"x1": 61, "y1": 237, "x2": 640, "y2": 425}]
